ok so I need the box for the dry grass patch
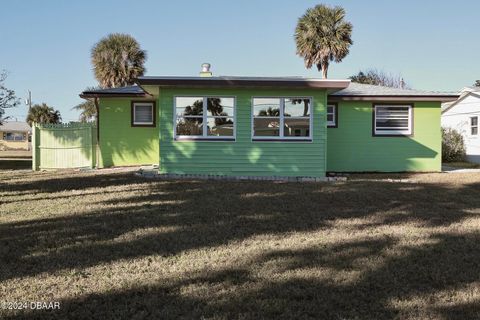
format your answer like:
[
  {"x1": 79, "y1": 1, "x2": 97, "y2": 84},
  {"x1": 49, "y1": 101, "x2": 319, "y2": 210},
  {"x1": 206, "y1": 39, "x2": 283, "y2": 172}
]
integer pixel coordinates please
[{"x1": 0, "y1": 170, "x2": 480, "y2": 319}]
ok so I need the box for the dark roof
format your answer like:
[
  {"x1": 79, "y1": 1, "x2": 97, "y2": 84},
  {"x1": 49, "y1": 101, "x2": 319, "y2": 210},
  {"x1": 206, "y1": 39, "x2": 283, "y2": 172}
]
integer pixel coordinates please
[
  {"x1": 330, "y1": 83, "x2": 459, "y2": 102},
  {"x1": 136, "y1": 76, "x2": 351, "y2": 89},
  {"x1": 80, "y1": 85, "x2": 147, "y2": 98},
  {"x1": 79, "y1": 79, "x2": 459, "y2": 102},
  {"x1": 0, "y1": 121, "x2": 31, "y2": 132}
]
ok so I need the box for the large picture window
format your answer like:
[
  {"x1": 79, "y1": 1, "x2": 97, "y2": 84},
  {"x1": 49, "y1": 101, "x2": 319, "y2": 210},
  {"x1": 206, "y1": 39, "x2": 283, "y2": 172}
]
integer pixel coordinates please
[
  {"x1": 373, "y1": 104, "x2": 413, "y2": 136},
  {"x1": 4, "y1": 132, "x2": 25, "y2": 141},
  {"x1": 252, "y1": 97, "x2": 312, "y2": 140},
  {"x1": 174, "y1": 96, "x2": 235, "y2": 140}
]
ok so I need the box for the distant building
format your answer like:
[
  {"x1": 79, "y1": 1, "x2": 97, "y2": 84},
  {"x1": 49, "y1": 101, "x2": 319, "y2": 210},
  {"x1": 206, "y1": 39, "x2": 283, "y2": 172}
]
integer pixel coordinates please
[
  {"x1": 0, "y1": 121, "x2": 31, "y2": 151},
  {"x1": 442, "y1": 87, "x2": 480, "y2": 163}
]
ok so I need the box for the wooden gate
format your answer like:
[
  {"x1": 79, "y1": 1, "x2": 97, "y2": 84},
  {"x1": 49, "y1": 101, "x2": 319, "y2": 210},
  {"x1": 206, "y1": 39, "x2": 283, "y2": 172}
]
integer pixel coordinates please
[{"x1": 32, "y1": 122, "x2": 96, "y2": 170}]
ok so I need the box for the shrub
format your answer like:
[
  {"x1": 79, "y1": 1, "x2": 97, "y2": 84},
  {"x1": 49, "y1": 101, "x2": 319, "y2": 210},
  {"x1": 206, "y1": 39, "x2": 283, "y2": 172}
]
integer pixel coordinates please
[{"x1": 442, "y1": 127, "x2": 466, "y2": 162}]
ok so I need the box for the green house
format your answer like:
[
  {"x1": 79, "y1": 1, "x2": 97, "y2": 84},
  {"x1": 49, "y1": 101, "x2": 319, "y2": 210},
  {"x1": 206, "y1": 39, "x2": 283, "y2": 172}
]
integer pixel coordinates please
[{"x1": 80, "y1": 66, "x2": 458, "y2": 178}]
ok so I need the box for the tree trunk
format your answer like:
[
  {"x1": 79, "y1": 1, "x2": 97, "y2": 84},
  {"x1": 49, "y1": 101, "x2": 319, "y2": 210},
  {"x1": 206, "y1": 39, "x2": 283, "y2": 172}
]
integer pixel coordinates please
[{"x1": 317, "y1": 61, "x2": 329, "y2": 79}]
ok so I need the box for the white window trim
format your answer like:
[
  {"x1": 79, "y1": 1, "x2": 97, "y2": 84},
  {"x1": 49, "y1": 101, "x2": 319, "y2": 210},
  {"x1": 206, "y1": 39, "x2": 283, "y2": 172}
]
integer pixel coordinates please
[
  {"x1": 173, "y1": 96, "x2": 236, "y2": 141},
  {"x1": 327, "y1": 103, "x2": 337, "y2": 127},
  {"x1": 471, "y1": 116, "x2": 478, "y2": 136},
  {"x1": 251, "y1": 96, "x2": 313, "y2": 141},
  {"x1": 374, "y1": 104, "x2": 413, "y2": 136},
  {"x1": 133, "y1": 102, "x2": 154, "y2": 125}
]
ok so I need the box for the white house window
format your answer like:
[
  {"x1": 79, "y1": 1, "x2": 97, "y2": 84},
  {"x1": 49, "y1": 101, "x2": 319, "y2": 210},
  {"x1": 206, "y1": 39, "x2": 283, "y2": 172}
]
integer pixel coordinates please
[
  {"x1": 4, "y1": 132, "x2": 25, "y2": 141},
  {"x1": 471, "y1": 116, "x2": 478, "y2": 135},
  {"x1": 327, "y1": 103, "x2": 337, "y2": 127},
  {"x1": 374, "y1": 105, "x2": 412, "y2": 136},
  {"x1": 174, "y1": 96, "x2": 235, "y2": 140},
  {"x1": 132, "y1": 102, "x2": 155, "y2": 126},
  {"x1": 252, "y1": 97, "x2": 312, "y2": 140}
]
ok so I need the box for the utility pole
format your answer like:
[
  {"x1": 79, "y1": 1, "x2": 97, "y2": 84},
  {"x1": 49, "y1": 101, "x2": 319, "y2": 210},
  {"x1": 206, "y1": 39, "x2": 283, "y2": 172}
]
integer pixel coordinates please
[{"x1": 25, "y1": 90, "x2": 32, "y2": 109}]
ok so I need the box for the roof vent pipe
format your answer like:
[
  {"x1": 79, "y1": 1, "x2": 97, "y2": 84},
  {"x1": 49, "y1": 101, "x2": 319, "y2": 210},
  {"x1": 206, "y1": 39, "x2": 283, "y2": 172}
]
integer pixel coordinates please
[{"x1": 200, "y1": 63, "x2": 212, "y2": 77}]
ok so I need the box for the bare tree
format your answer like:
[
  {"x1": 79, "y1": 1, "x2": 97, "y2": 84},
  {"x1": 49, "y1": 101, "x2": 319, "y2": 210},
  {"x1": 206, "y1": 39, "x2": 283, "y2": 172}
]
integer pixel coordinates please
[
  {"x1": 350, "y1": 69, "x2": 408, "y2": 89},
  {"x1": 0, "y1": 71, "x2": 20, "y2": 124}
]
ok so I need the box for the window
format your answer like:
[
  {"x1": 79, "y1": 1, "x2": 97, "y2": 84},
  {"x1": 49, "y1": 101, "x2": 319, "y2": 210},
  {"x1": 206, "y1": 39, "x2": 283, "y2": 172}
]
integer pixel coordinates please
[
  {"x1": 252, "y1": 97, "x2": 312, "y2": 140},
  {"x1": 327, "y1": 103, "x2": 337, "y2": 127},
  {"x1": 373, "y1": 104, "x2": 412, "y2": 136},
  {"x1": 132, "y1": 101, "x2": 155, "y2": 126},
  {"x1": 4, "y1": 132, "x2": 25, "y2": 141},
  {"x1": 174, "y1": 96, "x2": 235, "y2": 140},
  {"x1": 471, "y1": 116, "x2": 478, "y2": 135}
]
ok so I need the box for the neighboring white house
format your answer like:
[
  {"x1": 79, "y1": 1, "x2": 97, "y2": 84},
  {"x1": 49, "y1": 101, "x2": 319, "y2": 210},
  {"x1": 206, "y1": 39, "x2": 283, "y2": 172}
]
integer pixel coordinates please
[{"x1": 442, "y1": 86, "x2": 480, "y2": 163}]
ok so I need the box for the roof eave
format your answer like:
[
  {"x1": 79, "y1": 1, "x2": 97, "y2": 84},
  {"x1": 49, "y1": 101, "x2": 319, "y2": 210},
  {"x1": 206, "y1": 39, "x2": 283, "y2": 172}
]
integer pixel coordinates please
[
  {"x1": 329, "y1": 95, "x2": 460, "y2": 102},
  {"x1": 79, "y1": 93, "x2": 148, "y2": 99},
  {"x1": 135, "y1": 78, "x2": 350, "y2": 90},
  {"x1": 441, "y1": 91, "x2": 480, "y2": 114}
]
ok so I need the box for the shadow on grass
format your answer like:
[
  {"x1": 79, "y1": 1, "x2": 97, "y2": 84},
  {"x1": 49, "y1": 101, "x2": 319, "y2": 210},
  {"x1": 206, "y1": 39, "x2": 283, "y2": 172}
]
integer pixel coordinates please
[
  {"x1": 0, "y1": 159, "x2": 31, "y2": 170},
  {"x1": 1, "y1": 172, "x2": 480, "y2": 319},
  {"x1": 6, "y1": 233, "x2": 479, "y2": 319}
]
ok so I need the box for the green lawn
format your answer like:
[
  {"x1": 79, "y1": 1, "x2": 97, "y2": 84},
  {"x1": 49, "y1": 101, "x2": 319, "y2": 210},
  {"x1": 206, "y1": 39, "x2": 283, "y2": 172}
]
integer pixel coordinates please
[{"x1": 1, "y1": 170, "x2": 479, "y2": 319}]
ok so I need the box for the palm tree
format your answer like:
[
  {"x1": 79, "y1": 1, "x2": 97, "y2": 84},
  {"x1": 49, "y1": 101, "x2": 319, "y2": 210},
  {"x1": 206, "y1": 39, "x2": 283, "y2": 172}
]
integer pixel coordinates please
[
  {"x1": 295, "y1": 4, "x2": 353, "y2": 78},
  {"x1": 26, "y1": 103, "x2": 61, "y2": 126},
  {"x1": 73, "y1": 87, "x2": 98, "y2": 122},
  {"x1": 91, "y1": 33, "x2": 147, "y2": 88},
  {"x1": 73, "y1": 100, "x2": 96, "y2": 123}
]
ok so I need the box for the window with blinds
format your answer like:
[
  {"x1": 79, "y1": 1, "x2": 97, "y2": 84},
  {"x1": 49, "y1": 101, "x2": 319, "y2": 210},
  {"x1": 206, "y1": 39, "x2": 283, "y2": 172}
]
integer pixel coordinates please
[
  {"x1": 133, "y1": 102, "x2": 154, "y2": 126},
  {"x1": 374, "y1": 105, "x2": 412, "y2": 136}
]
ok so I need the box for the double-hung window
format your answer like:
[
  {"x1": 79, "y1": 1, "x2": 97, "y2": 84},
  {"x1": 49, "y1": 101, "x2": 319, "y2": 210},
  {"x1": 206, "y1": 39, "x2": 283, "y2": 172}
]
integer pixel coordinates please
[
  {"x1": 327, "y1": 103, "x2": 337, "y2": 127},
  {"x1": 132, "y1": 101, "x2": 155, "y2": 126},
  {"x1": 174, "y1": 96, "x2": 235, "y2": 140},
  {"x1": 471, "y1": 116, "x2": 478, "y2": 135},
  {"x1": 252, "y1": 97, "x2": 312, "y2": 140},
  {"x1": 373, "y1": 104, "x2": 413, "y2": 136}
]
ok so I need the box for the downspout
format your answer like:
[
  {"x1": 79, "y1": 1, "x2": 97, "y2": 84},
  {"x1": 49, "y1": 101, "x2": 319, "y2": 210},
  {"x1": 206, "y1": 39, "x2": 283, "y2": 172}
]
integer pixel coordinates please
[{"x1": 94, "y1": 97, "x2": 100, "y2": 168}]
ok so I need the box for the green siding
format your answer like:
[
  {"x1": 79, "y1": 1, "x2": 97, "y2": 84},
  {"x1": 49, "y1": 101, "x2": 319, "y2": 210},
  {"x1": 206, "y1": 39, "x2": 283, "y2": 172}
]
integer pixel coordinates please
[
  {"x1": 327, "y1": 101, "x2": 441, "y2": 172},
  {"x1": 98, "y1": 98, "x2": 159, "y2": 167},
  {"x1": 97, "y1": 92, "x2": 441, "y2": 174},
  {"x1": 159, "y1": 88, "x2": 327, "y2": 177}
]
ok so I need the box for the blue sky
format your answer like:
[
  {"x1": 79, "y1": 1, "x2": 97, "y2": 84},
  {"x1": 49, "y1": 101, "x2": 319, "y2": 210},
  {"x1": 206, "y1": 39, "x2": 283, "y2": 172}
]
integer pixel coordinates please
[{"x1": 1, "y1": 0, "x2": 478, "y2": 121}]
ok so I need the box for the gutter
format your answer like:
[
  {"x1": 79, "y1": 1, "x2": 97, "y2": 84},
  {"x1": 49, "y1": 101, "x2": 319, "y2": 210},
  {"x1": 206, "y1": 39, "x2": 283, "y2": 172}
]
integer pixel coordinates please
[{"x1": 328, "y1": 95, "x2": 460, "y2": 103}]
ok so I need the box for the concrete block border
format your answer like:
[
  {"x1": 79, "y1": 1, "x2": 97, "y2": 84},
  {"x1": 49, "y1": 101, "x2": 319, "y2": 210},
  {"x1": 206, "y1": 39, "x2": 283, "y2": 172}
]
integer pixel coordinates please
[{"x1": 135, "y1": 170, "x2": 348, "y2": 182}]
